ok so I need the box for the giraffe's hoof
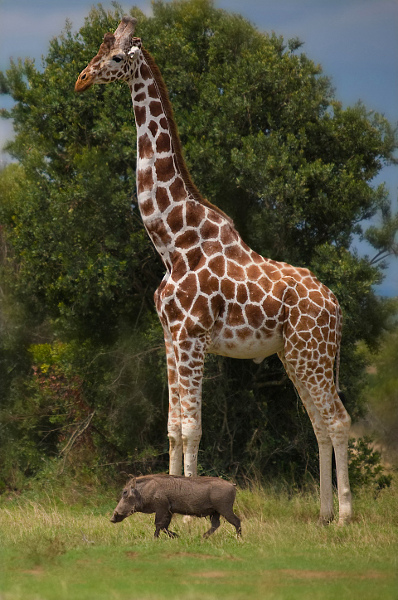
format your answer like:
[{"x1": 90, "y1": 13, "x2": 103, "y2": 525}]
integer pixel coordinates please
[{"x1": 318, "y1": 514, "x2": 334, "y2": 526}]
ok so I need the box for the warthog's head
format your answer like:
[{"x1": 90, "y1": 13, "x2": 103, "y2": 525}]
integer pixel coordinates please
[{"x1": 110, "y1": 478, "x2": 141, "y2": 523}]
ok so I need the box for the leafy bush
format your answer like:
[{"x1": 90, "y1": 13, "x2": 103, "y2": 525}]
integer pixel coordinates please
[{"x1": 348, "y1": 436, "x2": 393, "y2": 492}]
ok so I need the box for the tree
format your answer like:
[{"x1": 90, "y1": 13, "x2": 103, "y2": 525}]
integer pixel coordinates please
[
  {"x1": 0, "y1": 0, "x2": 397, "y2": 484},
  {"x1": 359, "y1": 323, "x2": 398, "y2": 465}
]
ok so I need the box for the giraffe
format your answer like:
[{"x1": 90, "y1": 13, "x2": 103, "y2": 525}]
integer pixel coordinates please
[{"x1": 75, "y1": 16, "x2": 352, "y2": 524}]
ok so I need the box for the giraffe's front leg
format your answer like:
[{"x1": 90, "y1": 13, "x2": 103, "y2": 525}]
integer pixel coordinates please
[
  {"x1": 174, "y1": 335, "x2": 206, "y2": 477},
  {"x1": 156, "y1": 284, "x2": 184, "y2": 476},
  {"x1": 182, "y1": 419, "x2": 202, "y2": 478},
  {"x1": 164, "y1": 334, "x2": 183, "y2": 476}
]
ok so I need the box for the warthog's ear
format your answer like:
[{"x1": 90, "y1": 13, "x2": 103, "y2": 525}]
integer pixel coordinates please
[{"x1": 125, "y1": 475, "x2": 136, "y2": 488}]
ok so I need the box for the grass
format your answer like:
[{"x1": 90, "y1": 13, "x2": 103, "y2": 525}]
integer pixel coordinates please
[{"x1": 0, "y1": 481, "x2": 397, "y2": 599}]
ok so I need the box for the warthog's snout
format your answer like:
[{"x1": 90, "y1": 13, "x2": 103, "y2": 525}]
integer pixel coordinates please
[{"x1": 110, "y1": 511, "x2": 125, "y2": 523}]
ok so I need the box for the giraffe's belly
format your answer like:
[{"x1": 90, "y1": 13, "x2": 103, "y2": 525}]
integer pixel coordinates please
[{"x1": 207, "y1": 328, "x2": 283, "y2": 361}]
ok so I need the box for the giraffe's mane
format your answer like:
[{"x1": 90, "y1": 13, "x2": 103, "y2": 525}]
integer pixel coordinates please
[{"x1": 141, "y1": 46, "x2": 234, "y2": 226}]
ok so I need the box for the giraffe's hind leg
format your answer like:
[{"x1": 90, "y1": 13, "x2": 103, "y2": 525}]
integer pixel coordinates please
[
  {"x1": 313, "y1": 388, "x2": 351, "y2": 525},
  {"x1": 281, "y1": 351, "x2": 352, "y2": 524},
  {"x1": 279, "y1": 353, "x2": 334, "y2": 523},
  {"x1": 280, "y1": 286, "x2": 352, "y2": 524}
]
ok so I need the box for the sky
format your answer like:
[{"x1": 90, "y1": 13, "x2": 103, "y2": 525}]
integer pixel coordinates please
[{"x1": 1, "y1": 0, "x2": 397, "y2": 296}]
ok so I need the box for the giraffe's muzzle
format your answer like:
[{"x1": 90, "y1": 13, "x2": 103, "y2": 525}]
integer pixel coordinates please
[{"x1": 75, "y1": 71, "x2": 94, "y2": 92}]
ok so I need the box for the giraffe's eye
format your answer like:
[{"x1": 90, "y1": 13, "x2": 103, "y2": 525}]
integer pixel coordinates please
[{"x1": 112, "y1": 55, "x2": 123, "y2": 63}]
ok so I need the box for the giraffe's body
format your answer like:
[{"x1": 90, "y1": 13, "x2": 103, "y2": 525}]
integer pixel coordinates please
[{"x1": 75, "y1": 17, "x2": 352, "y2": 524}]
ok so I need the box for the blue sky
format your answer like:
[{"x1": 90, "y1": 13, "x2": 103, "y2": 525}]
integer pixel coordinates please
[{"x1": 1, "y1": 0, "x2": 397, "y2": 296}]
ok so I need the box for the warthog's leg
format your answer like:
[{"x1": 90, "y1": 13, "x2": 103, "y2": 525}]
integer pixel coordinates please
[
  {"x1": 222, "y1": 510, "x2": 242, "y2": 537},
  {"x1": 203, "y1": 512, "x2": 220, "y2": 537},
  {"x1": 162, "y1": 528, "x2": 178, "y2": 538},
  {"x1": 154, "y1": 510, "x2": 179, "y2": 538},
  {"x1": 203, "y1": 512, "x2": 221, "y2": 538}
]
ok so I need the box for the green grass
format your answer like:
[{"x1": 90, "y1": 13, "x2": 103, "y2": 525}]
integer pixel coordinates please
[{"x1": 0, "y1": 482, "x2": 397, "y2": 599}]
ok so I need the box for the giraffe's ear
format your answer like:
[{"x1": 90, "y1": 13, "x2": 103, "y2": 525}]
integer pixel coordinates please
[
  {"x1": 103, "y1": 33, "x2": 115, "y2": 48},
  {"x1": 97, "y1": 33, "x2": 116, "y2": 56},
  {"x1": 127, "y1": 45, "x2": 141, "y2": 59}
]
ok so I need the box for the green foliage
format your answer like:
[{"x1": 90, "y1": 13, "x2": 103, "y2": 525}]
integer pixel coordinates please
[
  {"x1": 0, "y1": 325, "x2": 169, "y2": 484},
  {"x1": 0, "y1": 0, "x2": 397, "y2": 487},
  {"x1": 199, "y1": 353, "x2": 319, "y2": 483},
  {"x1": 359, "y1": 325, "x2": 398, "y2": 464},
  {"x1": 365, "y1": 208, "x2": 398, "y2": 266},
  {"x1": 348, "y1": 436, "x2": 393, "y2": 492}
]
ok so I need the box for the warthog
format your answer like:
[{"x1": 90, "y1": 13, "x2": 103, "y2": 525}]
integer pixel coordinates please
[{"x1": 110, "y1": 474, "x2": 241, "y2": 538}]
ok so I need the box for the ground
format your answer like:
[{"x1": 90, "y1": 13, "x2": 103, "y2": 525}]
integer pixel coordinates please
[{"x1": 0, "y1": 483, "x2": 397, "y2": 600}]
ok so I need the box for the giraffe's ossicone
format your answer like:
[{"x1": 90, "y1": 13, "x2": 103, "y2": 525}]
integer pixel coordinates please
[{"x1": 75, "y1": 16, "x2": 352, "y2": 525}]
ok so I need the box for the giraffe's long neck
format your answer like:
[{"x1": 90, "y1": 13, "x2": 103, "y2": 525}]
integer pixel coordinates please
[
  {"x1": 127, "y1": 50, "x2": 187, "y2": 270},
  {"x1": 128, "y1": 48, "x2": 232, "y2": 273}
]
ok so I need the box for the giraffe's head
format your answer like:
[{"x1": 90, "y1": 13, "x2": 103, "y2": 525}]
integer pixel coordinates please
[{"x1": 75, "y1": 16, "x2": 140, "y2": 92}]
